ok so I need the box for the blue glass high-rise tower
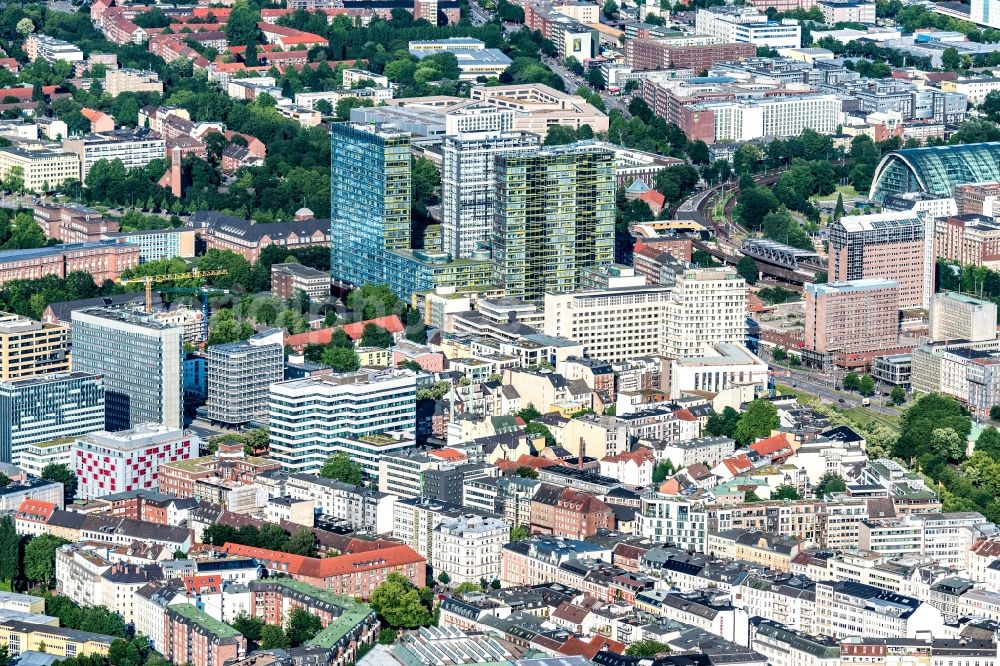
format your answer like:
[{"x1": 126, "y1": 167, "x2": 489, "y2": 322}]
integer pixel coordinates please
[{"x1": 330, "y1": 122, "x2": 412, "y2": 288}]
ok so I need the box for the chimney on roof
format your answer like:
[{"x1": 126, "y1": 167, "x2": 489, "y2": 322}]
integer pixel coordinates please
[{"x1": 578, "y1": 438, "x2": 584, "y2": 470}]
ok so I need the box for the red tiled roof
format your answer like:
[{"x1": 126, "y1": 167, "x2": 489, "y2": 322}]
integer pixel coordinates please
[
  {"x1": 0, "y1": 85, "x2": 58, "y2": 101},
  {"x1": 181, "y1": 574, "x2": 223, "y2": 594},
  {"x1": 220, "y1": 542, "x2": 424, "y2": 579},
  {"x1": 722, "y1": 453, "x2": 753, "y2": 475},
  {"x1": 428, "y1": 448, "x2": 466, "y2": 462},
  {"x1": 673, "y1": 408, "x2": 696, "y2": 421},
  {"x1": 340, "y1": 315, "x2": 404, "y2": 341},
  {"x1": 638, "y1": 190, "x2": 666, "y2": 207},
  {"x1": 495, "y1": 454, "x2": 560, "y2": 471},
  {"x1": 16, "y1": 499, "x2": 56, "y2": 522},
  {"x1": 749, "y1": 433, "x2": 790, "y2": 457},
  {"x1": 559, "y1": 636, "x2": 626, "y2": 659}
]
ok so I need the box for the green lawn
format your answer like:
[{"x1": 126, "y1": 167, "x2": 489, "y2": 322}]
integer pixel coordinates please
[
  {"x1": 775, "y1": 384, "x2": 818, "y2": 404},
  {"x1": 811, "y1": 184, "x2": 858, "y2": 203}
]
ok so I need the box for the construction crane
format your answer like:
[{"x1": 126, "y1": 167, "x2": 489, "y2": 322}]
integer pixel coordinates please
[{"x1": 115, "y1": 269, "x2": 229, "y2": 313}]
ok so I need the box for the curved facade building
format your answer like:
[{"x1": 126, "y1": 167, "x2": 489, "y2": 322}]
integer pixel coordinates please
[{"x1": 869, "y1": 142, "x2": 1000, "y2": 202}]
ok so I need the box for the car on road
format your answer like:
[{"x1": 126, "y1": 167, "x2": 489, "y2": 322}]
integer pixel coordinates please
[{"x1": 838, "y1": 398, "x2": 846, "y2": 403}]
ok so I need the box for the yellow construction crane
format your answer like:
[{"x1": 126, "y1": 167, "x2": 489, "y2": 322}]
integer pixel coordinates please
[{"x1": 116, "y1": 269, "x2": 229, "y2": 313}]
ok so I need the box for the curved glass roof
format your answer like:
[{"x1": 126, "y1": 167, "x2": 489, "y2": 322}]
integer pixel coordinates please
[{"x1": 869, "y1": 142, "x2": 1000, "y2": 202}]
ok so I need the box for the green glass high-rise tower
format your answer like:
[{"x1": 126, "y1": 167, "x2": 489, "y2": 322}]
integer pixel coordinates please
[{"x1": 493, "y1": 143, "x2": 615, "y2": 301}]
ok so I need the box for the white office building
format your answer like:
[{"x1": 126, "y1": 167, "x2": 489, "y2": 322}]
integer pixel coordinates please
[
  {"x1": 268, "y1": 369, "x2": 417, "y2": 474},
  {"x1": 206, "y1": 329, "x2": 284, "y2": 427},
  {"x1": 543, "y1": 285, "x2": 672, "y2": 364},
  {"x1": 441, "y1": 130, "x2": 539, "y2": 260},
  {"x1": 705, "y1": 95, "x2": 842, "y2": 142},
  {"x1": 71, "y1": 307, "x2": 184, "y2": 431},
  {"x1": 695, "y1": 7, "x2": 802, "y2": 48}
]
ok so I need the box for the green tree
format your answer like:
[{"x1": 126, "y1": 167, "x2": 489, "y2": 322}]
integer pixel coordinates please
[
  {"x1": 361, "y1": 323, "x2": 392, "y2": 348},
  {"x1": 992, "y1": 405, "x2": 1000, "y2": 421},
  {"x1": 890, "y1": 385, "x2": 906, "y2": 405},
  {"x1": 814, "y1": 472, "x2": 847, "y2": 498},
  {"x1": 321, "y1": 346, "x2": 360, "y2": 372},
  {"x1": 260, "y1": 624, "x2": 290, "y2": 650},
  {"x1": 858, "y1": 375, "x2": 876, "y2": 397},
  {"x1": 42, "y1": 463, "x2": 76, "y2": 502},
  {"x1": 736, "y1": 256, "x2": 758, "y2": 285},
  {"x1": 24, "y1": 534, "x2": 69, "y2": 587},
  {"x1": 930, "y1": 427, "x2": 966, "y2": 461},
  {"x1": 437, "y1": 572, "x2": 451, "y2": 585},
  {"x1": 524, "y1": 422, "x2": 555, "y2": 447},
  {"x1": 225, "y1": 3, "x2": 262, "y2": 47},
  {"x1": 705, "y1": 406, "x2": 740, "y2": 438},
  {"x1": 286, "y1": 607, "x2": 323, "y2": 646},
  {"x1": 454, "y1": 582, "x2": 482, "y2": 594},
  {"x1": 977, "y1": 426, "x2": 1000, "y2": 457},
  {"x1": 543, "y1": 125, "x2": 578, "y2": 146},
  {"x1": 370, "y1": 573, "x2": 432, "y2": 628},
  {"x1": 232, "y1": 614, "x2": 266, "y2": 642},
  {"x1": 517, "y1": 404, "x2": 541, "y2": 422},
  {"x1": 625, "y1": 640, "x2": 671, "y2": 658},
  {"x1": 652, "y1": 459, "x2": 675, "y2": 484},
  {"x1": 412, "y1": 156, "x2": 440, "y2": 209},
  {"x1": 510, "y1": 525, "x2": 530, "y2": 541},
  {"x1": 284, "y1": 528, "x2": 317, "y2": 557},
  {"x1": 515, "y1": 466, "x2": 538, "y2": 479},
  {"x1": 772, "y1": 484, "x2": 800, "y2": 500},
  {"x1": 378, "y1": 628, "x2": 397, "y2": 644},
  {"x1": 833, "y1": 192, "x2": 846, "y2": 220},
  {"x1": 319, "y1": 452, "x2": 363, "y2": 485},
  {"x1": 842, "y1": 372, "x2": 860, "y2": 391},
  {"x1": 733, "y1": 399, "x2": 779, "y2": 445},
  {"x1": 942, "y1": 46, "x2": 963, "y2": 70}
]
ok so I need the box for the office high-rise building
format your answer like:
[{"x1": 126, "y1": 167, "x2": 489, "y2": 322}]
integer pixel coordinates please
[
  {"x1": 928, "y1": 291, "x2": 997, "y2": 343},
  {"x1": 206, "y1": 329, "x2": 284, "y2": 426},
  {"x1": 441, "y1": 131, "x2": 540, "y2": 260},
  {"x1": 804, "y1": 279, "x2": 900, "y2": 367},
  {"x1": 0, "y1": 312, "x2": 70, "y2": 381},
  {"x1": 493, "y1": 143, "x2": 615, "y2": 301},
  {"x1": 0, "y1": 372, "x2": 104, "y2": 464},
  {"x1": 268, "y1": 369, "x2": 417, "y2": 473},
  {"x1": 71, "y1": 307, "x2": 184, "y2": 430},
  {"x1": 662, "y1": 267, "x2": 747, "y2": 359},
  {"x1": 827, "y1": 211, "x2": 933, "y2": 310},
  {"x1": 330, "y1": 122, "x2": 411, "y2": 288}
]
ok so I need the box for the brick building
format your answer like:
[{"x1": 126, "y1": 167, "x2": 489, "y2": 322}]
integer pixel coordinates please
[
  {"x1": 530, "y1": 484, "x2": 615, "y2": 539},
  {"x1": 0, "y1": 240, "x2": 139, "y2": 287},
  {"x1": 803, "y1": 279, "x2": 901, "y2": 369},
  {"x1": 220, "y1": 543, "x2": 426, "y2": 597},
  {"x1": 158, "y1": 446, "x2": 280, "y2": 498},
  {"x1": 191, "y1": 211, "x2": 330, "y2": 263},
  {"x1": 163, "y1": 604, "x2": 246, "y2": 666},
  {"x1": 33, "y1": 203, "x2": 118, "y2": 243},
  {"x1": 626, "y1": 39, "x2": 755, "y2": 71},
  {"x1": 933, "y1": 214, "x2": 1000, "y2": 270}
]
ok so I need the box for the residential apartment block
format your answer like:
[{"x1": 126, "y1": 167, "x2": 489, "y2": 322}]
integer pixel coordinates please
[{"x1": 0, "y1": 312, "x2": 69, "y2": 381}]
